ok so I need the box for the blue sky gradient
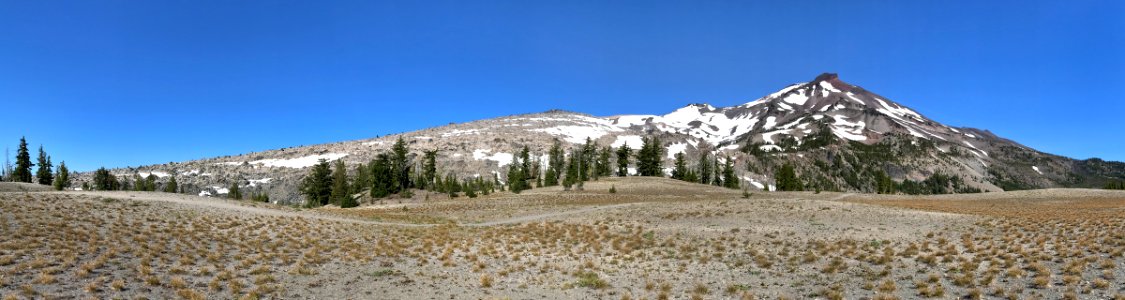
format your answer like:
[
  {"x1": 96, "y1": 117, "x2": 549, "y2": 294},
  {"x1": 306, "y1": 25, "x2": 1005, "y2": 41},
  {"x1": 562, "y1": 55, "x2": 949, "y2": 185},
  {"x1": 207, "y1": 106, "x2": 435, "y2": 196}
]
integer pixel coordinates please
[{"x1": 1, "y1": 1, "x2": 1122, "y2": 171}]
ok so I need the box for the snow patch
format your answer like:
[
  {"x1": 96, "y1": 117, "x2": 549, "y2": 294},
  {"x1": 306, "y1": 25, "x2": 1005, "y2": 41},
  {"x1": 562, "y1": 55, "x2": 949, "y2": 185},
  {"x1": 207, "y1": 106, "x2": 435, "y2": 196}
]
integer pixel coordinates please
[
  {"x1": 666, "y1": 143, "x2": 688, "y2": 159},
  {"x1": 247, "y1": 153, "x2": 349, "y2": 169},
  {"x1": 137, "y1": 171, "x2": 171, "y2": 178},
  {"x1": 610, "y1": 135, "x2": 644, "y2": 148},
  {"x1": 472, "y1": 149, "x2": 514, "y2": 167},
  {"x1": 248, "y1": 178, "x2": 273, "y2": 187},
  {"x1": 1032, "y1": 166, "x2": 1043, "y2": 175},
  {"x1": 533, "y1": 126, "x2": 619, "y2": 144}
]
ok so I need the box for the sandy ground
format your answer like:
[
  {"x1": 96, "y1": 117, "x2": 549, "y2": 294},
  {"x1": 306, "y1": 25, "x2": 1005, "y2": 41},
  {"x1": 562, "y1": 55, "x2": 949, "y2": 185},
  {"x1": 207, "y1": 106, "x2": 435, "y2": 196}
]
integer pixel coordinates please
[{"x1": 0, "y1": 178, "x2": 1122, "y2": 300}]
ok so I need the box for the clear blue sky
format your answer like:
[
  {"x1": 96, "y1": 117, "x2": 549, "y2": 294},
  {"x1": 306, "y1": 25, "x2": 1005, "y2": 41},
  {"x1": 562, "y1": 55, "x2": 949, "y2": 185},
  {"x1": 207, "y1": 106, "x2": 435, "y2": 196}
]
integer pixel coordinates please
[{"x1": 1, "y1": 1, "x2": 1122, "y2": 171}]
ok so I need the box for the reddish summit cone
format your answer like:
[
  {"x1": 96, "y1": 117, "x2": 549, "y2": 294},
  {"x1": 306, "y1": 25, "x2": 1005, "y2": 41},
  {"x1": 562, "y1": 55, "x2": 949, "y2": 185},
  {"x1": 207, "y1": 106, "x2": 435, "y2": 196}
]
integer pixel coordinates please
[
  {"x1": 812, "y1": 72, "x2": 853, "y2": 92},
  {"x1": 813, "y1": 73, "x2": 839, "y2": 82}
]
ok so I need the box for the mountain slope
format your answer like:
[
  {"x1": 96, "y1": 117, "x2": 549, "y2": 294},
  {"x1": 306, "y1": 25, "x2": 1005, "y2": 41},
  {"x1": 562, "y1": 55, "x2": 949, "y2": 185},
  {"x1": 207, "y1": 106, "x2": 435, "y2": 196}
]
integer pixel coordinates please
[{"x1": 75, "y1": 73, "x2": 1125, "y2": 204}]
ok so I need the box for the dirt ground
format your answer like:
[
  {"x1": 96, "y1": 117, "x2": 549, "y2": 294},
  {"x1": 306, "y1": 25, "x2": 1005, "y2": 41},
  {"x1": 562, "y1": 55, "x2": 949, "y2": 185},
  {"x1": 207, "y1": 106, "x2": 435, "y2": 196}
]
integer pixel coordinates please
[{"x1": 0, "y1": 178, "x2": 1122, "y2": 299}]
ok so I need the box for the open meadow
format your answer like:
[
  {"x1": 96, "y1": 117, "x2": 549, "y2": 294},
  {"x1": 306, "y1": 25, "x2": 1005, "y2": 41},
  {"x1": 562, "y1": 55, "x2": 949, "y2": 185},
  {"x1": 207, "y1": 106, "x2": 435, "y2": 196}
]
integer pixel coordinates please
[{"x1": 1, "y1": 177, "x2": 1122, "y2": 299}]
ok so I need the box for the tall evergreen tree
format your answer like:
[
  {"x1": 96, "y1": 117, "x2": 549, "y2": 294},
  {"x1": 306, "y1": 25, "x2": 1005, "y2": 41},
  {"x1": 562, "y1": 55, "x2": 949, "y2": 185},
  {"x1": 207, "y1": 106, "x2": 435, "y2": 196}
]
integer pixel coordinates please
[
  {"x1": 164, "y1": 175, "x2": 178, "y2": 193},
  {"x1": 721, "y1": 157, "x2": 739, "y2": 189},
  {"x1": 580, "y1": 138, "x2": 595, "y2": 181},
  {"x1": 300, "y1": 159, "x2": 333, "y2": 207},
  {"x1": 53, "y1": 161, "x2": 70, "y2": 191},
  {"x1": 775, "y1": 163, "x2": 802, "y2": 191},
  {"x1": 390, "y1": 137, "x2": 411, "y2": 193},
  {"x1": 698, "y1": 152, "x2": 712, "y2": 185},
  {"x1": 351, "y1": 162, "x2": 370, "y2": 194},
  {"x1": 35, "y1": 146, "x2": 53, "y2": 185},
  {"x1": 671, "y1": 152, "x2": 688, "y2": 180},
  {"x1": 92, "y1": 167, "x2": 118, "y2": 191},
  {"x1": 370, "y1": 154, "x2": 392, "y2": 198},
  {"x1": 712, "y1": 157, "x2": 722, "y2": 186},
  {"x1": 13, "y1": 137, "x2": 32, "y2": 183},
  {"x1": 330, "y1": 160, "x2": 353, "y2": 207},
  {"x1": 874, "y1": 170, "x2": 896, "y2": 194},
  {"x1": 518, "y1": 146, "x2": 532, "y2": 181},
  {"x1": 422, "y1": 150, "x2": 438, "y2": 190},
  {"x1": 563, "y1": 149, "x2": 581, "y2": 190},
  {"x1": 545, "y1": 141, "x2": 564, "y2": 186},
  {"x1": 145, "y1": 174, "x2": 157, "y2": 191},
  {"x1": 636, "y1": 136, "x2": 664, "y2": 177},
  {"x1": 596, "y1": 146, "x2": 612, "y2": 178},
  {"x1": 616, "y1": 143, "x2": 632, "y2": 177}
]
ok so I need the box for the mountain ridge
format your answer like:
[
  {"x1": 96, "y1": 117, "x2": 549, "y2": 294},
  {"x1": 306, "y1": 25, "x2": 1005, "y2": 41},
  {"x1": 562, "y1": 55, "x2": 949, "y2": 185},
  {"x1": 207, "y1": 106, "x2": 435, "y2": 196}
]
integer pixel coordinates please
[{"x1": 74, "y1": 73, "x2": 1125, "y2": 205}]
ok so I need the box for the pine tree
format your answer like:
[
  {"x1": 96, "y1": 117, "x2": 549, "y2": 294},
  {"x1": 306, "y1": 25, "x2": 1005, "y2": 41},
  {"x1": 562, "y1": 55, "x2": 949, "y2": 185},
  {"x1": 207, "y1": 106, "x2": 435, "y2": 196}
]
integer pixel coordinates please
[
  {"x1": 370, "y1": 154, "x2": 392, "y2": 198},
  {"x1": 330, "y1": 160, "x2": 351, "y2": 206},
  {"x1": 874, "y1": 170, "x2": 896, "y2": 194},
  {"x1": 637, "y1": 136, "x2": 664, "y2": 177},
  {"x1": 671, "y1": 152, "x2": 688, "y2": 180},
  {"x1": 563, "y1": 149, "x2": 581, "y2": 190},
  {"x1": 145, "y1": 174, "x2": 157, "y2": 191},
  {"x1": 391, "y1": 137, "x2": 411, "y2": 193},
  {"x1": 422, "y1": 150, "x2": 438, "y2": 190},
  {"x1": 616, "y1": 143, "x2": 631, "y2": 177},
  {"x1": 164, "y1": 175, "x2": 178, "y2": 193},
  {"x1": 698, "y1": 152, "x2": 712, "y2": 185},
  {"x1": 775, "y1": 163, "x2": 802, "y2": 191},
  {"x1": 596, "y1": 146, "x2": 612, "y2": 178},
  {"x1": 14, "y1": 137, "x2": 32, "y2": 183},
  {"x1": 580, "y1": 138, "x2": 595, "y2": 181},
  {"x1": 507, "y1": 164, "x2": 526, "y2": 193},
  {"x1": 92, "y1": 167, "x2": 118, "y2": 190},
  {"x1": 53, "y1": 161, "x2": 70, "y2": 191},
  {"x1": 712, "y1": 157, "x2": 722, "y2": 186},
  {"x1": 133, "y1": 174, "x2": 145, "y2": 191},
  {"x1": 300, "y1": 159, "x2": 333, "y2": 207},
  {"x1": 545, "y1": 140, "x2": 564, "y2": 186},
  {"x1": 722, "y1": 157, "x2": 739, "y2": 189},
  {"x1": 351, "y1": 162, "x2": 370, "y2": 194},
  {"x1": 229, "y1": 182, "x2": 242, "y2": 200},
  {"x1": 35, "y1": 146, "x2": 53, "y2": 185}
]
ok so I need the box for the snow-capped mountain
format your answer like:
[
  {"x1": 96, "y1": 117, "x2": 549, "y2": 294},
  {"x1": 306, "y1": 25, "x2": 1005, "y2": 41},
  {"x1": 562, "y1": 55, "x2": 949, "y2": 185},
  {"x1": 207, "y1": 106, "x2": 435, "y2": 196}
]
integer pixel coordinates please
[{"x1": 76, "y1": 73, "x2": 1125, "y2": 204}]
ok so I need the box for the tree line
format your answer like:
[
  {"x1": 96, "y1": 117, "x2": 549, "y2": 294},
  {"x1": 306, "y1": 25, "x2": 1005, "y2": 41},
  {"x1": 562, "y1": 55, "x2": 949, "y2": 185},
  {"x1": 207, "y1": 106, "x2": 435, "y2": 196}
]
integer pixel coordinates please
[
  {"x1": 299, "y1": 135, "x2": 749, "y2": 208},
  {"x1": 2, "y1": 137, "x2": 71, "y2": 190}
]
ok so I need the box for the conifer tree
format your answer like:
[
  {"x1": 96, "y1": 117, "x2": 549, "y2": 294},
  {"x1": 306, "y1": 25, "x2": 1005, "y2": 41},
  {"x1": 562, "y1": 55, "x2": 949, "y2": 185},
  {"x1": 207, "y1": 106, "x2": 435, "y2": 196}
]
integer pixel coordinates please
[
  {"x1": 13, "y1": 137, "x2": 32, "y2": 183},
  {"x1": 775, "y1": 162, "x2": 802, "y2": 191},
  {"x1": 391, "y1": 137, "x2": 411, "y2": 193},
  {"x1": 507, "y1": 164, "x2": 526, "y2": 193},
  {"x1": 164, "y1": 175, "x2": 177, "y2": 193},
  {"x1": 636, "y1": 136, "x2": 664, "y2": 177},
  {"x1": 145, "y1": 174, "x2": 157, "y2": 191},
  {"x1": 36, "y1": 146, "x2": 53, "y2": 185},
  {"x1": 330, "y1": 160, "x2": 351, "y2": 206},
  {"x1": 616, "y1": 143, "x2": 631, "y2": 177},
  {"x1": 545, "y1": 141, "x2": 564, "y2": 186},
  {"x1": 229, "y1": 182, "x2": 242, "y2": 200},
  {"x1": 370, "y1": 154, "x2": 392, "y2": 198},
  {"x1": 53, "y1": 161, "x2": 69, "y2": 191},
  {"x1": 698, "y1": 152, "x2": 712, "y2": 185},
  {"x1": 563, "y1": 149, "x2": 581, "y2": 190},
  {"x1": 351, "y1": 162, "x2": 370, "y2": 194},
  {"x1": 422, "y1": 150, "x2": 438, "y2": 190},
  {"x1": 580, "y1": 138, "x2": 595, "y2": 181},
  {"x1": 722, "y1": 157, "x2": 739, "y2": 189},
  {"x1": 133, "y1": 174, "x2": 145, "y2": 191},
  {"x1": 519, "y1": 146, "x2": 532, "y2": 180},
  {"x1": 92, "y1": 167, "x2": 118, "y2": 190},
  {"x1": 300, "y1": 159, "x2": 333, "y2": 207},
  {"x1": 596, "y1": 146, "x2": 612, "y2": 178},
  {"x1": 712, "y1": 157, "x2": 722, "y2": 186},
  {"x1": 671, "y1": 152, "x2": 688, "y2": 180}
]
